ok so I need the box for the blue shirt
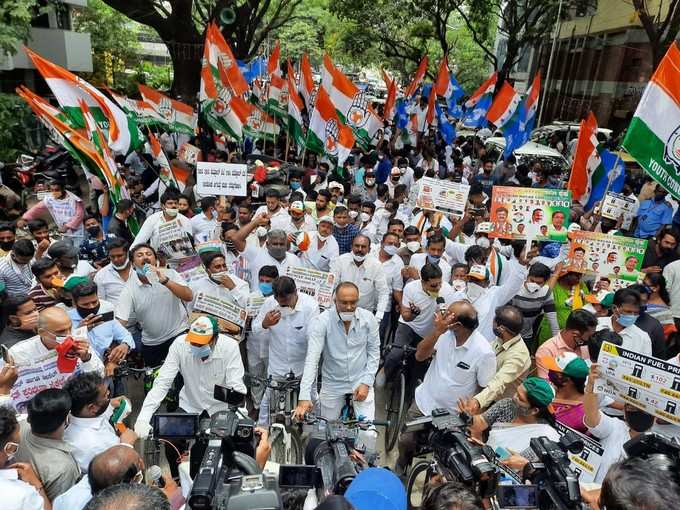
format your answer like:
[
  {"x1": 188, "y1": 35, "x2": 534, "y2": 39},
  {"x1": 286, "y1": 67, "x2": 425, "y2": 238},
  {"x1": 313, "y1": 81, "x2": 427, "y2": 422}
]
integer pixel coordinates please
[
  {"x1": 635, "y1": 199, "x2": 673, "y2": 238},
  {"x1": 68, "y1": 301, "x2": 135, "y2": 359},
  {"x1": 333, "y1": 223, "x2": 360, "y2": 255}
]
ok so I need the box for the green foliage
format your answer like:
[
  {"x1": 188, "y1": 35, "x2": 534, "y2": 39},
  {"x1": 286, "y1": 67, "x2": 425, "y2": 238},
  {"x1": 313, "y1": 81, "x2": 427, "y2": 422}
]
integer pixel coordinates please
[
  {"x1": 130, "y1": 62, "x2": 174, "y2": 92},
  {"x1": 72, "y1": 0, "x2": 140, "y2": 87},
  {"x1": 0, "y1": 93, "x2": 37, "y2": 161},
  {"x1": 0, "y1": 0, "x2": 37, "y2": 55},
  {"x1": 278, "y1": 18, "x2": 322, "y2": 62}
]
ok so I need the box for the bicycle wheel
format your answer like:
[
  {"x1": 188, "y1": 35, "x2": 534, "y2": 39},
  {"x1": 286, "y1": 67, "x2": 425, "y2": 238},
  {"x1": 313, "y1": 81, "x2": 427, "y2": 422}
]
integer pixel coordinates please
[
  {"x1": 288, "y1": 426, "x2": 304, "y2": 464},
  {"x1": 406, "y1": 460, "x2": 435, "y2": 510},
  {"x1": 384, "y1": 372, "x2": 406, "y2": 453},
  {"x1": 269, "y1": 426, "x2": 287, "y2": 465}
]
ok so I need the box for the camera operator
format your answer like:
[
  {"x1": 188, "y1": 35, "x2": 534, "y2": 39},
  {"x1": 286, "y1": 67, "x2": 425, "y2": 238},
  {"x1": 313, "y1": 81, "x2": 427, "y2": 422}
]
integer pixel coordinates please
[
  {"x1": 134, "y1": 316, "x2": 246, "y2": 476},
  {"x1": 583, "y1": 363, "x2": 655, "y2": 483},
  {"x1": 294, "y1": 281, "x2": 380, "y2": 452},
  {"x1": 394, "y1": 301, "x2": 495, "y2": 477}
]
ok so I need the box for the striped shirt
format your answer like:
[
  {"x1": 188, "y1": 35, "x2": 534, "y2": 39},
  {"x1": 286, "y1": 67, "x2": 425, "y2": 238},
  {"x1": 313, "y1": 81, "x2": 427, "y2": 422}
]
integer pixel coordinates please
[
  {"x1": 0, "y1": 254, "x2": 34, "y2": 297},
  {"x1": 27, "y1": 284, "x2": 58, "y2": 311},
  {"x1": 510, "y1": 284, "x2": 559, "y2": 340}
]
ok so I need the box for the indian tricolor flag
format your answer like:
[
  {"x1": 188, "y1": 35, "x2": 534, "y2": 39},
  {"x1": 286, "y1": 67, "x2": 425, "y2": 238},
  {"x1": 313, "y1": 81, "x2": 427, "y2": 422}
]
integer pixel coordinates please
[
  {"x1": 623, "y1": 42, "x2": 680, "y2": 199},
  {"x1": 287, "y1": 61, "x2": 306, "y2": 150},
  {"x1": 139, "y1": 84, "x2": 197, "y2": 135},
  {"x1": 148, "y1": 131, "x2": 183, "y2": 191},
  {"x1": 25, "y1": 47, "x2": 142, "y2": 155},
  {"x1": 306, "y1": 86, "x2": 354, "y2": 166},
  {"x1": 107, "y1": 89, "x2": 164, "y2": 126},
  {"x1": 300, "y1": 53, "x2": 315, "y2": 109},
  {"x1": 486, "y1": 81, "x2": 522, "y2": 129},
  {"x1": 321, "y1": 53, "x2": 336, "y2": 92},
  {"x1": 405, "y1": 56, "x2": 428, "y2": 98},
  {"x1": 264, "y1": 41, "x2": 287, "y2": 117},
  {"x1": 204, "y1": 22, "x2": 248, "y2": 96},
  {"x1": 243, "y1": 106, "x2": 280, "y2": 141},
  {"x1": 330, "y1": 67, "x2": 382, "y2": 149}
]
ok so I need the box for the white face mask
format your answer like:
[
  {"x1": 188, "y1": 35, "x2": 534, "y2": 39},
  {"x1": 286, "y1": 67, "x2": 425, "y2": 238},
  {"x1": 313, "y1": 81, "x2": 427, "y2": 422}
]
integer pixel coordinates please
[
  {"x1": 317, "y1": 233, "x2": 329, "y2": 241},
  {"x1": 406, "y1": 241, "x2": 421, "y2": 253},
  {"x1": 475, "y1": 236, "x2": 491, "y2": 249},
  {"x1": 111, "y1": 259, "x2": 129, "y2": 271},
  {"x1": 466, "y1": 282, "x2": 485, "y2": 302},
  {"x1": 279, "y1": 306, "x2": 295, "y2": 317},
  {"x1": 211, "y1": 271, "x2": 229, "y2": 281},
  {"x1": 383, "y1": 244, "x2": 399, "y2": 256},
  {"x1": 452, "y1": 279, "x2": 467, "y2": 292},
  {"x1": 353, "y1": 253, "x2": 366, "y2": 263},
  {"x1": 525, "y1": 281, "x2": 543, "y2": 293},
  {"x1": 360, "y1": 212, "x2": 371, "y2": 223},
  {"x1": 256, "y1": 226, "x2": 268, "y2": 238},
  {"x1": 164, "y1": 208, "x2": 179, "y2": 217},
  {"x1": 338, "y1": 310, "x2": 355, "y2": 322},
  {"x1": 349, "y1": 210, "x2": 359, "y2": 219}
]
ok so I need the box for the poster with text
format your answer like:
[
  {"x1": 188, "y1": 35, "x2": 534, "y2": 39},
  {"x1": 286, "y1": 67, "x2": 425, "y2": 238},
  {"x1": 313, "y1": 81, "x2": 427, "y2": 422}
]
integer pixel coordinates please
[
  {"x1": 158, "y1": 218, "x2": 196, "y2": 263},
  {"x1": 554, "y1": 422, "x2": 605, "y2": 484},
  {"x1": 191, "y1": 291, "x2": 247, "y2": 340},
  {"x1": 565, "y1": 231, "x2": 647, "y2": 286},
  {"x1": 416, "y1": 177, "x2": 470, "y2": 217},
  {"x1": 595, "y1": 342, "x2": 680, "y2": 426},
  {"x1": 285, "y1": 266, "x2": 336, "y2": 309},
  {"x1": 489, "y1": 187, "x2": 572, "y2": 241},
  {"x1": 601, "y1": 192, "x2": 637, "y2": 230},
  {"x1": 196, "y1": 162, "x2": 248, "y2": 196}
]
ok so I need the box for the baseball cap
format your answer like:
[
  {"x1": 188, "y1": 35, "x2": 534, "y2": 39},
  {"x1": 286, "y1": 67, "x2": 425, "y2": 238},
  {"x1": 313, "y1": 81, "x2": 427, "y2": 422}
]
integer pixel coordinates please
[
  {"x1": 538, "y1": 352, "x2": 589, "y2": 379},
  {"x1": 60, "y1": 275, "x2": 90, "y2": 291},
  {"x1": 475, "y1": 222, "x2": 493, "y2": 234},
  {"x1": 290, "y1": 201, "x2": 305, "y2": 213},
  {"x1": 328, "y1": 181, "x2": 344, "y2": 191},
  {"x1": 522, "y1": 376, "x2": 556, "y2": 407},
  {"x1": 318, "y1": 215, "x2": 333, "y2": 225},
  {"x1": 568, "y1": 223, "x2": 581, "y2": 233},
  {"x1": 345, "y1": 467, "x2": 406, "y2": 510},
  {"x1": 585, "y1": 291, "x2": 614, "y2": 308},
  {"x1": 186, "y1": 316, "x2": 218, "y2": 345},
  {"x1": 390, "y1": 166, "x2": 401, "y2": 176},
  {"x1": 467, "y1": 264, "x2": 490, "y2": 281}
]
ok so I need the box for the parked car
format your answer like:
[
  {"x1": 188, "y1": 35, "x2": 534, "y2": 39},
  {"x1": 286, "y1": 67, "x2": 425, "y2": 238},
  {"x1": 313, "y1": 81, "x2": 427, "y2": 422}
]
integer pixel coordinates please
[
  {"x1": 484, "y1": 137, "x2": 570, "y2": 173},
  {"x1": 531, "y1": 121, "x2": 612, "y2": 147}
]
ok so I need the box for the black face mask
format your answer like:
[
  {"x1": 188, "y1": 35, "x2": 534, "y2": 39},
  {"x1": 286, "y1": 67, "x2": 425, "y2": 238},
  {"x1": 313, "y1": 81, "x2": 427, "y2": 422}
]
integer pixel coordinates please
[
  {"x1": 86, "y1": 226, "x2": 100, "y2": 237},
  {"x1": 0, "y1": 241, "x2": 14, "y2": 251},
  {"x1": 93, "y1": 397, "x2": 110, "y2": 417},
  {"x1": 626, "y1": 409, "x2": 655, "y2": 432},
  {"x1": 77, "y1": 304, "x2": 100, "y2": 318}
]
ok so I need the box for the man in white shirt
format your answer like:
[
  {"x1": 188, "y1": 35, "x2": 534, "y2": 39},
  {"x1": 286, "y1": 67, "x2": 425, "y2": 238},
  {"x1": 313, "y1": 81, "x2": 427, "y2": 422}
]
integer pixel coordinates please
[
  {"x1": 233, "y1": 217, "x2": 302, "y2": 291},
  {"x1": 596, "y1": 288, "x2": 652, "y2": 355},
  {"x1": 0, "y1": 407, "x2": 50, "y2": 510},
  {"x1": 298, "y1": 216, "x2": 339, "y2": 272},
  {"x1": 62, "y1": 372, "x2": 137, "y2": 471},
  {"x1": 10, "y1": 306, "x2": 104, "y2": 374},
  {"x1": 395, "y1": 301, "x2": 495, "y2": 475},
  {"x1": 406, "y1": 232, "x2": 452, "y2": 284},
  {"x1": 131, "y1": 189, "x2": 192, "y2": 250},
  {"x1": 190, "y1": 196, "x2": 219, "y2": 243},
  {"x1": 294, "y1": 282, "x2": 380, "y2": 452},
  {"x1": 382, "y1": 263, "x2": 457, "y2": 383},
  {"x1": 280, "y1": 201, "x2": 317, "y2": 238},
  {"x1": 116, "y1": 244, "x2": 193, "y2": 367},
  {"x1": 251, "y1": 276, "x2": 320, "y2": 424},
  {"x1": 254, "y1": 189, "x2": 289, "y2": 230},
  {"x1": 329, "y1": 235, "x2": 389, "y2": 322},
  {"x1": 373, "y1": 232, "x2": 404, "y2": 344},
  {"x1": 190, "y1": 251, "x2": 250, "y2": 311},
  {"x1": 134, "y1": 316, "x2": 246, "y2": 472},
  {"x1": 94, "y1": 238, "x2": 132, "y2": 307}
]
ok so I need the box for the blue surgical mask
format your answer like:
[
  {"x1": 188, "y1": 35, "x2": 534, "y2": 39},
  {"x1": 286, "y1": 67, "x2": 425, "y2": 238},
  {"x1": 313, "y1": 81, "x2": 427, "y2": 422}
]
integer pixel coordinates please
[
  {"x1": 259, "y1": 282, "x2": 273, "y2": 296},
  {"x1": 134, "y1": 266, "x2": 147, "y2": 278},
  {"x1": 616, "y1": 311, "x2": 638, "y2": 328},
  {"x1": 427, "y1": 254, "x2": 441, "y2": 264},
  {"x1": 290, "y1": 181, "x2": 301, "y2": 190},
  {"x1": 190, "y1": 344, "x2": 211, "y2": 358}
]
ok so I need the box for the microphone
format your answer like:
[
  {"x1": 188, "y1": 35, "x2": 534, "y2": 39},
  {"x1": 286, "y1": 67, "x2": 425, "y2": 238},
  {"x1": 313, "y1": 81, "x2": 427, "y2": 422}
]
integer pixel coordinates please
[
  {"x1": 436, "y1": 297, "x2": 447, "y2": 314},
  {"x1": 146, "y1": 465, "x2": 166, "y2": 488}
]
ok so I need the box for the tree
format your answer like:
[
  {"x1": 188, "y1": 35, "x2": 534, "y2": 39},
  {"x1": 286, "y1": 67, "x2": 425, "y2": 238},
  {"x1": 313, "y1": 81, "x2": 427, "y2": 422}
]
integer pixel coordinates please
[
  {"x1": 72, "y1": 0, "x2": 140, "y2": 88},
  {"x1": 99, "y1": 0, "x2": 302, "y2": 99},
  {"x1": 0, "y1": 0, "x2": 38, "y2": 55},
  {"x1": 631, "y1": 0, "x2": 680, "y2": 67}
]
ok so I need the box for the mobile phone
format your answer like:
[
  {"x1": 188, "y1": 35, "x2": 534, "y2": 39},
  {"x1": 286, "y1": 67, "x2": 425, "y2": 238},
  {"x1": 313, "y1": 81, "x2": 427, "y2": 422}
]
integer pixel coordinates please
[
  {"x1": 496, "y1": 485, "x2": 539, "y2": 509},
  {"x1": 278, "y1": 465, "x2": 321, "y2": 489},
  {"x1": 0, "y1": 345, "x2": 10, "y2": 364},
  {"x1": 495, "y1": 446, "x2": 511, "y2": 460},
  {"x1": 152, "y1": 413, "x2": 200, "y2": 439},
  {"x1": 98, "y1": 311, "x2": 115, "y2": 323}
]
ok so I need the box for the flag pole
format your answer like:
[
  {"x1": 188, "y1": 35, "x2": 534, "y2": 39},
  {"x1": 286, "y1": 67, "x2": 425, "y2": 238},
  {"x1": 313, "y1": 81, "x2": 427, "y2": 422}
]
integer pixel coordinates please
[{"x1": 285, "y1": 126, "x2": 290, "y2": 162}]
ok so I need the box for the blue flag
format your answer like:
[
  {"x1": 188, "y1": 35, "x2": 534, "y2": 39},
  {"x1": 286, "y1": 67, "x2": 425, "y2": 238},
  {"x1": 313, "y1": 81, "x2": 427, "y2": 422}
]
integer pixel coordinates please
[
  {"x1": 436, "y1": 103, "x2": 455, "y2": 145},
  {"x1": 461, "y1": 95, "x2": 491, "y2": 128},
  {"x1": 396, "y1": 98, "x2": 410, "y2": 130},
  {"x1": 584, "y1": 148, "x2": 625, "y2": 211}
]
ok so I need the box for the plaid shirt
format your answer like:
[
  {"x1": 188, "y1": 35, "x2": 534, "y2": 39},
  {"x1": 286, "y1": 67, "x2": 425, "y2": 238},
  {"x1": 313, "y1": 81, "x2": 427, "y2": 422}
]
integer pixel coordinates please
[{"x1": 333, "y1": 223, "x2": 360, "y2": 254}]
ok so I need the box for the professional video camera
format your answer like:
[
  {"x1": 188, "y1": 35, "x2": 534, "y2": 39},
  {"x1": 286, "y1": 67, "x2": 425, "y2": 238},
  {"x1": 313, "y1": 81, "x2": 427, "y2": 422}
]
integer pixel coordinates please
[
  {"x1": 404, "y1": 408, "x2": 498, "y2": 498},
  {"x1": 521, "y1": 431, "x2": 584, "y2": 510},
  {"x1": 624, "y1": 431, "x2": 680, "y2": 462}
]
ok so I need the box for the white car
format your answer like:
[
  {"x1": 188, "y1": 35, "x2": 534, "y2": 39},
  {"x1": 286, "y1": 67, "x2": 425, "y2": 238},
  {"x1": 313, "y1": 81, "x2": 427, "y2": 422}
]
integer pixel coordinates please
[
  {"x1": 484, "y1": 137, "x2": 570, "y2": 172},
  {"x1": 531, "y1": 121, "x2": 612, "y2": 146}
]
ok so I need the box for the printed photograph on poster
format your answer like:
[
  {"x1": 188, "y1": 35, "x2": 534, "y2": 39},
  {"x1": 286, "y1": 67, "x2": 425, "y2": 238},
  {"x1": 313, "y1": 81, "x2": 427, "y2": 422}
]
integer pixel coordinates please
[
  {"x1": 196, "y1": 162, "x2": 248, "y2": 196},
  {"x1": 565, "y1": 231, "x2": 647, "y2": 285},
  {"x1": 415, "y1": 177, "x2": 470, "y2": 217},
  {"x1": 285, "y1": 266, "x2": 336, "y2": 308},
  {"x1": 601, "y1": 192, "x2": 637, "y2": 230},
  {"x1": 178, "y1": 143, "x2": 200, "y2": 165},
  {"x1": 191, "y1": 292, "x2": 247, "y2": 340},
  {"x1": 158, "y1": 219, "x2": 195, "y2": 262},
  {"x1": 488, "y1": 186, "x2": 572, "y2": 241}
]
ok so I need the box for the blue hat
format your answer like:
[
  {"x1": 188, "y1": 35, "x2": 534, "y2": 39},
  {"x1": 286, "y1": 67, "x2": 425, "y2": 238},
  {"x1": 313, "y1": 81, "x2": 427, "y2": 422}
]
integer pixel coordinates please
[
  {"x1": 539, "y1": 241, "x2": 561, "y2": 259},
  {"x1": 345, "y1": 468, "x2": 406, "y2": 510}
]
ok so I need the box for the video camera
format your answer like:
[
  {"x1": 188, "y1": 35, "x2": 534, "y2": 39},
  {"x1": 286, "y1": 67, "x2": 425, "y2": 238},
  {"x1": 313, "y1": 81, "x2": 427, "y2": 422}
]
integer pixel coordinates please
[
  {"x1": 521, "y1": 431, "x2": 584, "y2": 510},
  {"x1": 404, "y1": 408, "x2": 498, "y2": 498},
  {"x1": 624, "y1": 431, "x2": 680, "y2": 462}
]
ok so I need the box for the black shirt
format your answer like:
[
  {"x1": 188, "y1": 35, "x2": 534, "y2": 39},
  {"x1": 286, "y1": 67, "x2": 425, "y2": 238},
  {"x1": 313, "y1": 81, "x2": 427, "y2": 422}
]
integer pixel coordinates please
[
  {"x1": 636, "y1": 312, "x2": 667, "y2": 359},
  {"x1": 641, "y1": 240, "x2": 679, "y2": 269},
  {"x1": 107, "y1": 215, "x2": 133, "y2": 244},
  {"x1": 0, "y1": 327, "x2": 34, "y2": 349}
]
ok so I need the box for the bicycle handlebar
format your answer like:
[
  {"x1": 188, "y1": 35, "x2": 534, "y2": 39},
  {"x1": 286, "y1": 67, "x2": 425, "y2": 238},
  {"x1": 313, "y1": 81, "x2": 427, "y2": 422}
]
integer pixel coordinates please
[{"x1": 303, "y1": 413, "x2": 389, "y2": 428}]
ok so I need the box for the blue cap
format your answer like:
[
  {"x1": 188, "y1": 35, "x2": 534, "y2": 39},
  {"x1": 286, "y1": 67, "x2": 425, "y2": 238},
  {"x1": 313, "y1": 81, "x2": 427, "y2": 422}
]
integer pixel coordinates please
[
  {"x1": 345, "y1": 468, "x2": 406, "y2": 510},
  {"x1": 539, "y1": 241, "x2": 561, "y2": 259}
]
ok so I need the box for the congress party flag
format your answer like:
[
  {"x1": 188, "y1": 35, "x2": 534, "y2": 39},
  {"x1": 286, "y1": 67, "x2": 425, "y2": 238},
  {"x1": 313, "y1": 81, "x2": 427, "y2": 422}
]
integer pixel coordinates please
[
  {"x1": 623, "y1": 42, "x2": 680, "y2": 200},
  {"x1": 299, "y1": 53, "x2": 315, "y2": 110},
  {"x1": 139, "y1": 84, "x2": 197, "y2": 136},
  {"x1": 287, "y1": 61, "x2": 306, "y2": 150},
  {"x1": 405, "y1": 56, "x2": 429, "y2": 99},
  {"x1": 306, "y1": 86, "x2": 355, "y2": 166}
]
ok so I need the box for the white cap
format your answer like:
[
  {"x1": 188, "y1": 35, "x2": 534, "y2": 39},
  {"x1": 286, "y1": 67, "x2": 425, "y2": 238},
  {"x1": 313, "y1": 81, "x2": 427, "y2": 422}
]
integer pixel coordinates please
[
  {"x1": 318, "y1": 215, "x2": 333, "y2": 224},
  {"x1": 328, "y1": 181, "x2": 344, "y2": 191}
]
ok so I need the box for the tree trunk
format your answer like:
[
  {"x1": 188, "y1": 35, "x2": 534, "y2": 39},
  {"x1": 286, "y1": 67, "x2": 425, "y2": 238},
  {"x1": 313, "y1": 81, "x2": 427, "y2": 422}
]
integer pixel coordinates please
[{"x1": 168, "y1": 43, "x2": 202, "y2": 101}]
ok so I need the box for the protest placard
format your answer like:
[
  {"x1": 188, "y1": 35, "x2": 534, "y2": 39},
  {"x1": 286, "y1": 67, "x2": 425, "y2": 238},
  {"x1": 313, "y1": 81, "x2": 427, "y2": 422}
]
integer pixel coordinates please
[
  {"x1": 285, "y1": 266, "x2": 336, "y2": 309},
  {"x1": 246, "y1": 295, "x2": 266, "y2": 318},
  {"x1": 178, "y1": 142, "x2": 200, "y2": 165},
  {"x1": 601, "y1": 192, "x2": 637, "y2": 230},
  {"x1": 191, "y1": 291, "x2": 247, "y2": 340},
  {"x1": 9, "y1": 352, "x2": 80, "y2": 412},
  {"x1": 196, "y1": 162, "x2": 248, "y2": 196},
  {"x1": 554, "y1": 422, "x2": 605, "y2": 484},
  {"x1": 596, "y1": 341, "x2": 680, "y2": 426},
  {"x1": 415, "y1": 177, "x2": 470, "y2": 217},
  {"x1": 565, "y1": 231, "x2": 647, "y2": 287},
  {"x1": 158, "y1": 218, "x2": 195, "y2": 263},
  {"x1": 489, "y1": 187, "x2": 572, "y2": 241}
]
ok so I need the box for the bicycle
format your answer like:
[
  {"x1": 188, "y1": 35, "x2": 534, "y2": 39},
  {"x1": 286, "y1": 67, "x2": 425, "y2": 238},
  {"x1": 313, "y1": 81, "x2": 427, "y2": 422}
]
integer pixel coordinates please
[
  {"x1": 381, "y1": 343, "x2": 418, "y2": 453},
  {"x1": 245, "y1": 371, "x2": 304, "y2": 465}
]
